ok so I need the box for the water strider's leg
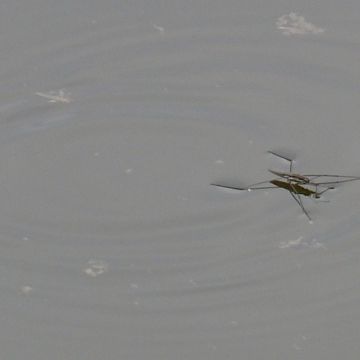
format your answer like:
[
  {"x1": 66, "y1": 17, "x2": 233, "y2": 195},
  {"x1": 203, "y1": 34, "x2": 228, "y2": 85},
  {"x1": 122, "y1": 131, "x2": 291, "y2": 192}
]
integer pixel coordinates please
[
  {"x1": 317, "y1": 186, "x2": 334, "y2": 196},
  {"x1": 268, "y1": 150, "x2": 294, "y2": 172},
  {"x1": 288, "y1": 183, "x2": 312, "y2": 221},
  {"x1": 211, "y1": 183, "x2": 279, "y2": 191},
  {"x1": 312, "y1": 178, "x2": 360, "y2": 186}
]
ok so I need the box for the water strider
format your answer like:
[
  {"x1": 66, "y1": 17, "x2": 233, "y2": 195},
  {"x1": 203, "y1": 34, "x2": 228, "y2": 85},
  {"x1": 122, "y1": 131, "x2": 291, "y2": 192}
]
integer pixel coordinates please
[{"x1": 211, "y1": 151, "x2": 360, "y2": 221}]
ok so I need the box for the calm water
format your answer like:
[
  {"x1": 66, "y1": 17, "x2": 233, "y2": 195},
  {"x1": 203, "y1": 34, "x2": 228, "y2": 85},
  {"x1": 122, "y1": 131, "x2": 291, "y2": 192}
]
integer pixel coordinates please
[{"x1": 1, "y1": 1, "x2": 360, "y2": 359}]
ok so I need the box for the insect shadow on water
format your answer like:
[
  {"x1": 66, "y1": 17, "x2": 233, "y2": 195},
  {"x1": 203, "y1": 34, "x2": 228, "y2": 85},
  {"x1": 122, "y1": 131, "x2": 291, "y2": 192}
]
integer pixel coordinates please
[{"x1": 211, "y1": 150, "x2": 360, "y2": 222}]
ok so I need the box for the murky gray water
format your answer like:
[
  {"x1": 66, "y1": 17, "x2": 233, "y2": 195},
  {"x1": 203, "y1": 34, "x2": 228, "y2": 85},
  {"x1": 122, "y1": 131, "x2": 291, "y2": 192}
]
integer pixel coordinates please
[{"x1": 1, "y1": 1, "x2": 360, "y2": 359}]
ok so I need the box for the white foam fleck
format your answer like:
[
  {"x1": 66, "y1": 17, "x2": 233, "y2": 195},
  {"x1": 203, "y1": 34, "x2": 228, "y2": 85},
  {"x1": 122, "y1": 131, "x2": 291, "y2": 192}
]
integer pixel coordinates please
[
  {"x1": 276, "y1": 13, "x2": 325, "y2": 36},
  {"x1": 36, "y1": 89, "x2": 72, "y2": 103},
  {"x1": 279, "y1": 236, "x2": 304, "y2": 248},
  {"x1": 188, "y1": 278, "x2": 198, "y2": 287},
  {"x1": 279, "y1": 236, "x2": 326, "y2": 249},
  {"x1": 83, "y1": 259, "x2": 109, "y2": 277},
  {"x1": 152, "y1": 24, "x2": 165, "y2": 33},
  {"x1": 20, "y1": 285, "x2": 33, "y2": 295},
  {"x1": 309, "y1": 238, "x2": 326, "y2": 249},
  {"x1": 177, "y1": 195, "x2": 189, "y2": 201}
]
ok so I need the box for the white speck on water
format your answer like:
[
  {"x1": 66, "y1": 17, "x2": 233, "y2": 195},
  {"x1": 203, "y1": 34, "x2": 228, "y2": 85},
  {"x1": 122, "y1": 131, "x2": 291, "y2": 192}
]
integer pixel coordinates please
[
  {"x1": 188, "y1": 278, "x2": 198, "y2": 287},
  {"x1": 152, "y1": 24, "x2": 165, "y2": 33},
  {"x1": 177, "y1": 195, "x2": 188, "y2": 201},
  {"x1": 125, "y1": 168, "x2": 133, "y2": 174},
  {"x1": 215, "y1": 159, "x2": 224, "y2": 164},
  {"x1": 309, "y1": 238, "x2": 326, "y2": 249},
  {"x1": 276, "y1": 13, "x2": 325, "y2": 36},
  {"x1": 207, "y1": 343, "x2": 217, "y2": 351},
  {"x1": 93, "y1": 152, "x2": 100, "y2": 157},
  {"x1": 293, "y1": 334, "x2": 308, "y2": 350},
  {"x1": 130, "y1": 283, "x2": 139, "y2": 289},
  {"x1": 83, "y1": 259, "x2": 109, "y2": 277},
  {"x1": 20, "y1": 285, "x2": 33, "y2": 295},
  {"x1": 22, "y1": 236, "x2": 30, "y2": 241}
]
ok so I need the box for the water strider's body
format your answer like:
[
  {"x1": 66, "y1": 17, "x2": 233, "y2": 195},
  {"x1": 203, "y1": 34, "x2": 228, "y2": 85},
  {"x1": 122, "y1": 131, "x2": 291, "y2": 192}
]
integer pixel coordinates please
[
  {"x1": 268, "y1": 170, "x2": 310, "y2": 184},
  {"x1": 211, "y1": 151, "x2": 360, "y2": 221},
  {"x1": 269, "y1": 179, "x2": 317, "y2": 197}
]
